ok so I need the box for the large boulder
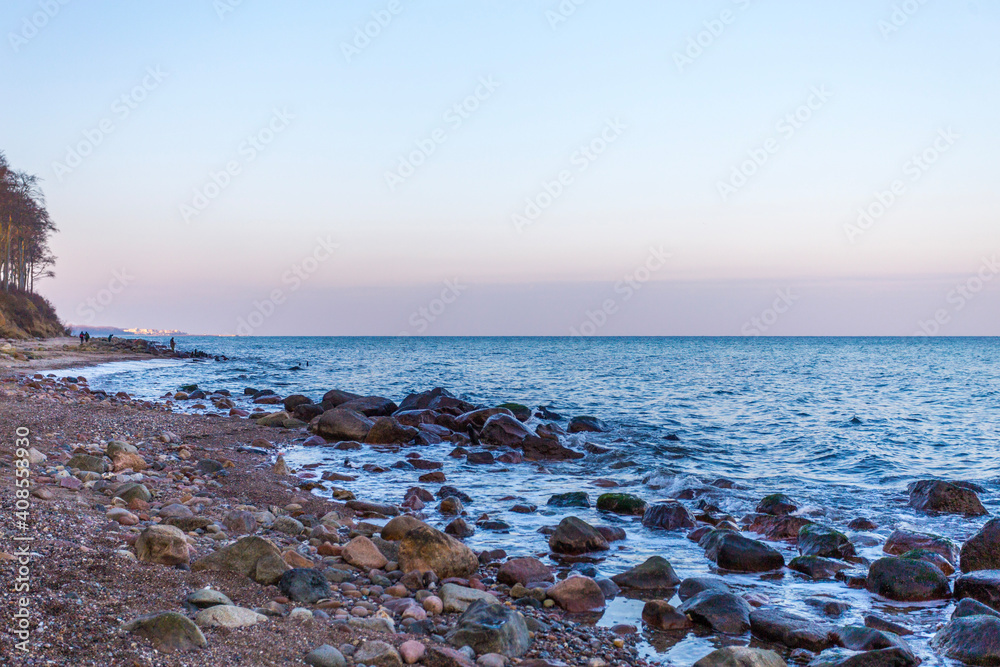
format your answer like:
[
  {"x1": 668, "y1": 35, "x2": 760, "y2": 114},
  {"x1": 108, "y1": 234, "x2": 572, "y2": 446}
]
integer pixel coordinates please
[
  {"x1": 678, "y1": 590, "x2": 752, "y2": 634},
  {"x1": 338, "y1": 395, "x2": 398, "y2": 417},
  {"x1": 679, "y1": 576, "x2": 730, "y2": 602},
  {"x1": 788, "y1": 556, "x2": 851, "y2": 580},
  {"x1": 136, "y1": 525, "x2": 190, "y2": 566},
  {"x1": 192, "y1": 536, "x2": 290, "y2": 585},
  {"x1": 342, "y1": 535, "x2": 389, "y2": 570},
  {"x1": 798, "y1": 524, "x2": 856, "y2": 560},
  {"x1": 439, "y1": 583, "x2": 501, "y2": 613},
  {"x1": 279, "y1": 568, "x2": 330, "y2": 603},
  {"x1": 745, "y1": 514, "x2": 814, "y2": 541},
  {"x1": 642, "y1": 600, "x2": 693, "y2": 631},
  {"x1": 397, "y1": 524, "x2": 479, "y2": 579},
  {"x1": 547, "y1": 492, "x2": 590, "y2": 508},
  {"x1": 865, "y1": 557, "x2": 950, "y2": 601},
  {"x1": 283, "y1": 394, "x2": 313, "y2": 412},
  {"x1": 884, "y1": 528, "x2": 959, "y2": 565},
  {"x1": 520, "y1": 434, "x2": 584, "y2": 461},
  {"x1": 456, "y1": 407, "x2": 515, "y2": 430},
  {"x1": 123, "y1": 611, "x2": 207, "y2": 653},
  {"x1": 702, "y1": 531, "x2": 785, "y2": 572},
  {"x1": 568, "y1": 416, "x2": 608, "y2": 433},
  {"x1": 693, "y1": 647, "x2": 786, "y2": 667},
  {"x1": 749, "y1": 608, "x2": 836, "y2": 652},
  {"x1": 596, "y1": 493, "x2": 648, "y2": 515},
  {"x1": 610, "y1": 556, "x2": 681, "y2": 592},
  {"x1": 380, "y1": 515, "x2": 425, "y2": 541},
  {"x1": 446, "y1": 600, "x2": 532, "y2": 658},
  {"x1": 480, "y1": 414, "x2": 532, "y2": 448},
  {"x1": 497, "y1": 557, "x2": 554, "y2": 586},
  {"x1": 320, "y1": 389, "x2": 360, "y2": 409},
  {"x1": 400, "y1": 387, "x2": 474, "y2": 413},
  {"x1": 832, "y1": 625, "x2": 915, "y2": 656},
  {"x1": 954, "y1": 598, "x2": 1000, "y2": 619},
  {"x1": 313, "y1": 409, "x2": 373, "y2": 442},
  {"x1": 756, "y1": 493, "x2": 797, "y2": 516},
  {"x1": 962, "y1": 519, "x2": 1000, "y2": 573},
  {"x1": 548, "y1": 517, "x2": 609, "y2": 555},
  {"x1": 353, "y1": 640, "x2": 402, "y2": 667},
  {"x1": 642, "y1": 501, "x2": 695, "y2": 530},
  {"x1": 365, "y1": 416, "x2": 419, "y2": 444},
  {"x1": 955, "y1": 570, "x2": 1000, "y2": 610},
  {"x1": 546, "y1": 575, "x2": 606, "y2": 613},
  {"x1": 806, "y1": 648, "x2": 918, "y2": 667},
  {"x1": 908, "y1": 479, "x2": 987, "y2": 516},
  {"x1": 932, "y1": 615, "x2": 1000, "y2": 666}
]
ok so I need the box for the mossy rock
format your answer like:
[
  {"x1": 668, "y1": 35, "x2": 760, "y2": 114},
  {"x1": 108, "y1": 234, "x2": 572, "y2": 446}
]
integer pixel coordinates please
[
  {"x1": 179, "y1": 384, "x2": 199, "y2": 392},
  {"x1": 547, "y1": 492, "x2": 591, "y2": 508},
  {"x1": 597, "y1": 493, "x2": 648, "y2": 516},
  {"x1": 497, "y1": 403, "x2": 531, "y2": 421}
]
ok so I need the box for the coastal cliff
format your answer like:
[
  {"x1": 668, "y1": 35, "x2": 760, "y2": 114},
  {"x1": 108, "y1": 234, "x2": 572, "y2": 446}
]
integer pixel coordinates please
[{"x1": 0, "y1": 289, "x2": 67, "y2": 339}]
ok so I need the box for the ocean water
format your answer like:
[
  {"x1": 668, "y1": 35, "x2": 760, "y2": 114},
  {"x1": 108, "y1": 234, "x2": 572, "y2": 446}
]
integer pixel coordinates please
[{"x1": 52, "y1": 337, "x2": 1000, "y2": 664}]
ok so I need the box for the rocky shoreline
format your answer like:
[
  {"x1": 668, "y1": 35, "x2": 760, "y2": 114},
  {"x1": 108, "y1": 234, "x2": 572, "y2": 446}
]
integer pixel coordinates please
[{"x1": 3, "y1": 363, "x2": 1000, "y2": 667}]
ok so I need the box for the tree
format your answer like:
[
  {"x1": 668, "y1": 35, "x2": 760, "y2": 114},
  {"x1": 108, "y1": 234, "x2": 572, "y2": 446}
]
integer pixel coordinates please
[{"x1": 0, "y1": 151, "x2": 57, "y2": 291}]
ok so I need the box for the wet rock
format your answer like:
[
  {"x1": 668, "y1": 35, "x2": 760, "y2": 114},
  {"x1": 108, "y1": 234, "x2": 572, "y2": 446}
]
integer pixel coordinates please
[
  {"x1": 400, "y1": 387, "x2": 470, "y2": 412},
  {"x1": 745, "y1": 514, "x2": 814, "y2": 541},
  {"x1": 961, "y1": 518, "x2": 1000, "y2": 573},
  {"x1": 354, "y1": 639, "x2": 403, "y2": 667},
  {"x1": 596, "y1": 492, "x2": 647, "y2": 515},
  {"x1": 445, "y1": 517, "x2": 475, "y2": 538},
  {"x1": 568, "y1": 415, "x2": 608, "y2": 433},
  {"x1": 366, "y1": 416, "x2": 419, "y2": 444},
  {"x1": 295, "y1": 404, "x2": 325, "y2": 422},
  {"x1": 447, "y1": 599, "x2": 532, "y2": 657},
  {"x1": 702, "y1": 531, "x2": 785, "y2": 572},
  {"x1": 497, "y1": 402, "x2": 531, "y2": 421},
  {"x1": 520, "y1": 434, "x2": 584, "y2": 461},
  {"x1": 547, "y1": 575, "x2": 606, "y2": 613},
  {"x1": 789, "y1": 556, "x2": 851, "y2": 580},
  {"x1": 319, "y1": 388, "x2": 360, "y2": 409},
  {"x1": 756, "y1": 493, "x2": 797, "y2": 516},
  {"x1": 642, "y1": 501, "x2": 695, "y2": 530},
  {"x1": 195, "y1": 605, "x2": 267, "y2": 628},
  {"x1": 304, "y1": 644, "x2": 347, "y2": 667},
  {"x1": 863, "y1": 616, "x2": 912, "y2": 636},
  {"x1": 678, "y1": 590, "x2": 752, "y2": 634},
  {"x1": 884, "y1": 528, "x2": 959, "y2": 565},
  {"x1": 902, "y1": 548, "x2": 954, "y2": 575},
  {"x1": 954, "y1": 598, "x2": 1000, "y2": 619},
  {"x1": 596, "y1": 525, "x2": 626, "y2": 542},
  {"x1": 806, "y1": 647, "x2": 917, "y2": 667},
  {"x1": 136, "y1": 525, "x2": 190, "y2": 566},
  {"x1": 192, "y1": 535, "x2": 290, "y2": 585},
  {"x1": 346, "y1": 500, "x2": 400, "y2": 516},
  {"x1": 908, "y1": 479, "x2": 987, "y2": 516},
  {"x1": 440, "y1": 583, "x2": 501, "y2": 613},
  {"x1": 313, "y1": 408, "x2": 374, "y2": 442},
  {"x1": 798, "y1": 524, "x2": 856, "y2": 560},
  {"x1": 932, "y1": 615, "x2": 1000, "y2": 666},
  {"x1": 693, "y1": 647, "x2": 786, "y2": 667},
  {"x1": 833, "y1": 626, "x2": 915, "y2": 657},
  {"x1": 610, "y1": 556, "x2": 680, "y2": 591},
  {"x1": 548, "y1": 517, "x2": 610, "y2": 554},
  {"x1": 848, "y1": 518, "x2": 878, "y2": 531},
  {"x1": 956, "y1": 570, "x2": 1000, "y2": 610},
  {"x1": 398, "y1": 523, "x2": 479, "y2": 579},
  {"x1": 498, "y1": 557, "x2": 554, "y2": 586},
  {"x1": 480, "y1": 413, "x2": 532, "y2": 447},
  {"x1": 642, "y1": 600, "x2": 692, "y2": 631},
  {"x1": 339, "y1": 395, "x2": 399, "y2": 417},
  {"x1": 283, "y1": 394, "x2": 312, "y2": 412},
  {"x1": 467, "y1": 451, "x2": 495, "y2": 465},
  {"x1": 547, "y1": 491, "x2": 591, "y2": 508},
  {"x1": 865, "y1": 557, "x2": 950, "y2": 601},
  {"x1": 437, "y1": 486, "x2": 473, "y2": 503},
  {"x1": 806, "y1": 598, "x2": 849, "y2": 617},
  {"x1": 123, "y1": 611, "x2": 207, "y2": 653},
  {"x1": 679, "y1": 576, "x2": 730, "y2": 602},
  {"x1": 279, "y1": 568, "x2": 331, "y2": 603},
  {"x1": 439, "y1": 496, "x2": 464, "y2": 515},
  {"x1": 750, "y1": 608, "x2": 836, "y2": 652}
]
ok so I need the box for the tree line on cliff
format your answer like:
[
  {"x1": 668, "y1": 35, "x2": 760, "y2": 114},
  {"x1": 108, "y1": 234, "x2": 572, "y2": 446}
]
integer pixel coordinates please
[{"x1": 0, "y1": 150, "x2": 56, "y2": 292}]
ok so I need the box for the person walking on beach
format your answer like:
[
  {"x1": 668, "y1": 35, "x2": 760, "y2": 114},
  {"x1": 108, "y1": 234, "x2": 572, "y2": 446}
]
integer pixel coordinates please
[
  {"x1": 170, "y1": 337, "x2": 176, "y2": 352},
  {"x1": 79, "y1": 331, "x2": 85, "y2": 346},
  {"x1": 84, "y1": 332, "x2": 90, "y2": 343}
]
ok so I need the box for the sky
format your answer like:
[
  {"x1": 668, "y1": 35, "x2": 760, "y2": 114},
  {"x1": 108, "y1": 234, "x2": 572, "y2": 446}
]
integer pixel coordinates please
[{"x1": 2, "y1": 0, "x2": 999, "y2": 335}]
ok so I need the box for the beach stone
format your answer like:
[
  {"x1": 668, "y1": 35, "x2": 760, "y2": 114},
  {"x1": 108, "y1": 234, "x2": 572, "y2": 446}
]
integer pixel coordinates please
[
  {"x1": 195, "y1": 459, "x2": 224, "y2": 474},
  {"x1": 342, "y1": 535, "x2": 389, "y2": 570},
  {"x1": 884, "y1": 527, "x2": 959, "y2": 565},
  {"x1": 272, "y1": 515, "x2": 304, "y2": 535},
  {"x1": 798, "y1": 524, "x2": 856, "y2": 560},
  {"x1": 476, "y1": 654, "x2": 505, "y2": 667},
  {"x1": 746, "y1": 514, "x2": 814, "y2": 541},
  {"x1": 866, "y1": 557, "x2": 950, "y2": 601},
  {"x1": 547, "y1": 491, "x2": 591, "y2": 508},
  {"x1": 67, "y1": 453, "x2": 108, "y2": 473},
  {"x1": 185, "y1": 588, "x2": 233, "y2": 609},
  {"x1": 568, "y1": 415, "x2": 608, "y2": 433},
  {"x1": 702, "y1": 531, "x2": 785, "y2": 572},
  {"x1": 750, "y1": 608, "x2": 836, "y2": 651},
  {"x1": 480, "y1": 413, "x2": 533, "y2": 448},
  {"x1": 757, "y1": 493, "x2": 797, "y2": 516},
  {"x1": 423, "y1": 595, "x2": 443, "y2": 614},
  {"x1": 848, "y1": 518, "x2": 878, "y2": 531},
  {"x1": 789, "y1": 556, "x2": 851, "y2": 580},
  {"x1": 355, "y1": 640, "x2": 403, "y2": 667},
  {"x1": 339, "y1": 395, "x2": 398, "y2": 417},
  {"x1": 955, "y1": 570, "x2": 1000, "y2": 610},
  {"x1": 610, "y1": 556, "x2": 680, "y2": 591},
  {"x1": 679, "y1": 576, "x2": 730, "y2": 602},
  {"x1": 902, "y1": 548, "x2": 954, "y2": 575},
  {"x1": 447, "y1": 599, "x2": 532, "y2": 657},
  {"x1": 693, "y1": 647, "x2": 786, "y2": 667},
  {"x1": 833, "y1": 626, "x2": 914, "y2": 656},
  {"x1": 398, "y1": 524, "x2": 479, "y2": 579},
  {"x1": 112, "y1": 452, "x2": 148, "y2": 472},
  {"x1": 678, "y1": 590, "x2": 752, "y2": 634},
  {"x1": 136, "y1": 525, "x2": 189, "y2": 566},
  {"x1": 381, "y1": 515, "x2": 425, "y2": 541},
  {"x1": 304, "y1": 644, "x2": 347, "y2": 667},
  {"x1": 806, "y1": 648, "x2": 917, "y2": 667},
  {"x1": 961, "y1": 518, "x2": 1000, "y2": 573},
  {"x1": 440, "y1": 583, "x2": 500, "y2": 613},
  {"x1": 106, "y1": 507, "x2": 139, "y2": 525},
  {"x1": 467, "y1": 451, "x2": 495, "y2": 465},
  {"x1": 933, "y1": 615, "x2": 1000, "y2": 666},
  {"x1": 399, "y1": 640, "x2": 426, "y2": 664},
  {"x1": 313, "y1": 408, "x2": 374, "y2": 441},
  {"x1": 596, "y1": 492, "x2": 648, "y2": 515},
  {"x1": 498, "y1": 557, "x2": 554, "y2": 586},
  {"x1": 320, "y1": 388, "x2": 360, "y2": 408},
  {"x1": 159, "y1": 503, "x2": 194, "y2": 519},
  {"x1": 642, "y1": 600, "x2": 693, "y2": 631},
  {"x1": 439, "y1": 496, "x2": 464, "y2": 515},
  {"x1": 445, "y1": 517, "x2": 475, "y2": 538},
  {"x1": 424, "y1": 646, "x2": 477, "y2": 667},
  {"x1": 283, "y1": 394, "x2": 312, "y2": 412},
  {"x1": 346, "y1": 499, "x2": 401, "y2": 516},
  {"x1": 642, "y1": 501, "x2": 695, "y2": 530},
  {"x1": 908, "y1": 479, "x2": 987, "y2": 516},
  {"x1": 279, "y1": 568, "x2": 331, "y2": 603},
  {"x1": 863, "y1": 616, "x2": 913, "y2": 636},
  {"x1": 366, "y1": 416, "x2": 419, "y2": 444},
  {"x1": 192, "y1": 535, "x2": 290, "y2": 585},
  {"x1": 106, "y1": 440, "x2": 136, "y2": 457},
  {"x1": 596, "y1": 525, "x2": 626, "y2": 542},
  {"x1": 123, "y1": 611, "x2": 207, "y2": 653},
  {"x1": 546, "y1": 575, "x2": 606, "y2": 613},
  {"x1": 222, "y1": 510, "x2": 257, "y2": 536},
  {"x1": 954, "y1": 598, "x2": 1000, "y2": 619},
  {"x1": 113, "y1": 482, "x2": 151, "y2": 503},
  {"x1": 549, "y1": 516, "x2": 609, "y2": 554},
  {"x1": 194, "y1": 605, "x2": 266, "y2": 628}
]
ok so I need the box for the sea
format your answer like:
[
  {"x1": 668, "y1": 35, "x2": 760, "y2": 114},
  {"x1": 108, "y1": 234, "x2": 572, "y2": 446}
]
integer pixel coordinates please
[{"x1": 49, "y1": 336, "x2": 1000, "y2": 664}]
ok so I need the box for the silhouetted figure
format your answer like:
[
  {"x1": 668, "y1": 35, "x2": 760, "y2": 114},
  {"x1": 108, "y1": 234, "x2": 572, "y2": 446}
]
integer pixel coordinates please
[
  {"x1": 108, "y1": 334, "x2": 114, "y2": 342},
  {"x1": 84, "y1": 332, "x2": 90, "y2": 342},
  {"x1": 79, "y1": 332, "x2": 85, "y2": 346},
  {"x1": 170, "y1": 337, "x2": 176, "y2": 352}
]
